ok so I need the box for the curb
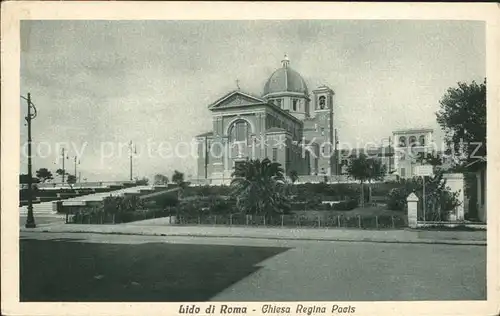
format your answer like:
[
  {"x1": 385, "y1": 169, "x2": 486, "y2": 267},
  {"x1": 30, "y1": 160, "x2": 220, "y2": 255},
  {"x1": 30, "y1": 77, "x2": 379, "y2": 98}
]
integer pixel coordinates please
[{"x1": 20, "y1": 229, "x2": 487, "y2": 246}]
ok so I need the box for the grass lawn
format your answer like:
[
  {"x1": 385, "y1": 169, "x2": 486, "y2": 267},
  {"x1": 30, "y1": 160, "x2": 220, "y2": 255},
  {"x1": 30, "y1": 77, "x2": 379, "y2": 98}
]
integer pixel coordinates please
[{"x1": 20, "y1": 239, "x2": 288, "y2": 302}]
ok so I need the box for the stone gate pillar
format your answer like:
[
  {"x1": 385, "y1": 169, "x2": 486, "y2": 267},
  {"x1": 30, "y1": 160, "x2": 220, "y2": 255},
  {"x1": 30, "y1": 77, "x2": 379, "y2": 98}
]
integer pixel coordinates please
[{"x1": 407, "y1": 192, "x2": 419, "y2": 228}]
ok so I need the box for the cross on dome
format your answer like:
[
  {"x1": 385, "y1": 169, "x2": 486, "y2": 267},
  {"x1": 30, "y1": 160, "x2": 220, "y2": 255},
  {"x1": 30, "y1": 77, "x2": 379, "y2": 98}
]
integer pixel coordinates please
[{"x1": 281, "y1": 54, "x2": 290, "y2": 68}]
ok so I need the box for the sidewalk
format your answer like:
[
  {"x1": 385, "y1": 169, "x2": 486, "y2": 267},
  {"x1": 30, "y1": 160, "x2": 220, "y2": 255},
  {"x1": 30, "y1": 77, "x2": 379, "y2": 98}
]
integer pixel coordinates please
[{"x1": 20, "y1": 222, "x2": 487, "y2": 246}]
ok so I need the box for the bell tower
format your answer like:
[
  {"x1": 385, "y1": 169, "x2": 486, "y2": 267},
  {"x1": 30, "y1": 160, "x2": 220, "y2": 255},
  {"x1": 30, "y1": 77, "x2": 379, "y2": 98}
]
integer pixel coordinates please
[
  {"x1": 312, "y1": 85, "x2": 336, "y2": 175},
  {"x1": 313, "y1": 85, "x2": 334, "y2": 113}
]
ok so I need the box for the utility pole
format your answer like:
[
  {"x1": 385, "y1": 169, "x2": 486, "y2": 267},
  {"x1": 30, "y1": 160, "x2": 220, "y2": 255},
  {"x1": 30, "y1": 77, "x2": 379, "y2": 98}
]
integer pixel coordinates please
[
  {"x1": 388, "y1": 136, "x2": 392, "y2": 174},
  {"x1": 204, "y1": 136, "x2": 209, "y2": 179},
  {"x1": 61, "y1": 147, "x2": 66, "y2": 184},
  {"x1": 73, "y1": 156, "x2": 80, "y2": 180},
  {"x1": 334, "y1": 128, "x2": 339, "y2": 175},
  {"x1": 22, "y1": 93, "x2": 37, "y2": 228}
]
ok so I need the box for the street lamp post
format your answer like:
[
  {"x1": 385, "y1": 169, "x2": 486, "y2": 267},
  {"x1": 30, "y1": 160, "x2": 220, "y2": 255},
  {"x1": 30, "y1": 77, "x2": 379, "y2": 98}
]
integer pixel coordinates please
[
  {"x1": 380, "y1": 136, "x2": 393, "y2": 174},
  {"x1": 129, "y1": 141, "x2": 136, "y2": 181},
  {"x1": 72, "y1": 156, "x2": 80, "y2": 181},
  {"x1": 22, "y1": 93, "x2": 37, "y2": 228}
]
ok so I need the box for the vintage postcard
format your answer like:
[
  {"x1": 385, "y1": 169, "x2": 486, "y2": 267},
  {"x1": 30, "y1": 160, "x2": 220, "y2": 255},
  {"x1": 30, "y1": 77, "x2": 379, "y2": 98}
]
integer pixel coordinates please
[{"x1": 1, "y1": 2, "x2": 499, "y2": 316}]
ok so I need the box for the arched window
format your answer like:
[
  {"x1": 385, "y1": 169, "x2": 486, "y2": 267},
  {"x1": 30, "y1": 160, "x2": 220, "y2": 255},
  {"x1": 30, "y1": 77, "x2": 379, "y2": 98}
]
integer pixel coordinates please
[
  {"x1": 409, "y1": 136, "x2": 417, "y2": 147},
  {"x1": 319, "y1": 96, "x2": 326, "y2": 109},
  {"x1": 398, "y1": 136, "x2": 406, "y2": 147},
  {"x1": 292, "y1": 99, "x2": 298, "y2": 111},
  {"x1": 229, "y1": 120, "x2": 251, "y2": 144},
  {"x1": 276, "y1": 99, "x2": 282, "y2": 108},
  {"x1": 419, "y1": 135, "x2": 426, "y2": 146}
]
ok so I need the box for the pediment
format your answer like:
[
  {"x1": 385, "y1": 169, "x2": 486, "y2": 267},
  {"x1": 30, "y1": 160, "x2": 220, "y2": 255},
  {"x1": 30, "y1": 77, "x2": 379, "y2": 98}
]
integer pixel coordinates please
[{"x1": 208, "y1": 91, "x2": 265, "y2": 110}]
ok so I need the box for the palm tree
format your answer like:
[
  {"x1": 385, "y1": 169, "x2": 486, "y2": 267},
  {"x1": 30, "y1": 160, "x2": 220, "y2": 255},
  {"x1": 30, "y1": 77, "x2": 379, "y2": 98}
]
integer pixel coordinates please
[{"x1": 230, "y1": 158, "x2": 289, "y2": 216}]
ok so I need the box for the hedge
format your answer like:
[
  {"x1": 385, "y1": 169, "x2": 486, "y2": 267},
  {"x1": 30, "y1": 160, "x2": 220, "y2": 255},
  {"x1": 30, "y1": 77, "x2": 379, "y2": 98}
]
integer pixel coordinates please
[{"x1": 175, "y1": 213, "x2": 407, "y2": 229}]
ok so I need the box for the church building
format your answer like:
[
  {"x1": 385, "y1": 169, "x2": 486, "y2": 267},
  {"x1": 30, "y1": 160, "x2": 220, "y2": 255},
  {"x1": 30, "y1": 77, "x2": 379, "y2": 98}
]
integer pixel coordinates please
[{"x1": 195, "y1": 55, "x2": 337, "y2": 184}]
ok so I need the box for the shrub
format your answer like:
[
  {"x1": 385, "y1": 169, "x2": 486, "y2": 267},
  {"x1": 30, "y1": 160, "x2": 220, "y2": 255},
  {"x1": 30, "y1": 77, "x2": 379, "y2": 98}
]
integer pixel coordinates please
[
  {"x1": 320, "y1": 203, "x2": 331, "y2": 211},
  {"x1": 209, "y1": 198, "x2": 235, "y2": 214},
  {"x1": 332, "y1": 199, "x2": 359, "y2": 211},
  {"x1": 385, "y1": 171, "x2": 462, "y2": 218},
  {"x1": 184, "y1": 185, "x2": 231, "y2": 197},
  {"x1": 153, "y1": 194, "x2": 179, "y2": 209},
  {"x1": 290, "y1": 202, "x2": 307, "y2": 211},
  {"x1": 294, "y1": 183, "x2": 360, "y2": 202},
  {"x1": 369, "y1": 182, "x2": 401, "y2": 196},
  {"x1": 386, "y1": 187, "x2": 408, "y2": 211}
]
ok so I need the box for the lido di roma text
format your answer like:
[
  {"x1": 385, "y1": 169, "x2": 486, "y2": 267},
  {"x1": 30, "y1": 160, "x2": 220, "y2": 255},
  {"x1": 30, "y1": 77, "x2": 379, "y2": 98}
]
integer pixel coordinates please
[{"x1": 179, "y1": 303, "x2": 356, "y2": 314}]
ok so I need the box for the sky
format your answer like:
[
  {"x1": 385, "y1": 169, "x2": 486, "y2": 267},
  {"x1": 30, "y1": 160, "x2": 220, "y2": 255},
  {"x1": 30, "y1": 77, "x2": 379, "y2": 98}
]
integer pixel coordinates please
[{"x1": 20, "y1": 20, "x2": 485, "y2": 182}]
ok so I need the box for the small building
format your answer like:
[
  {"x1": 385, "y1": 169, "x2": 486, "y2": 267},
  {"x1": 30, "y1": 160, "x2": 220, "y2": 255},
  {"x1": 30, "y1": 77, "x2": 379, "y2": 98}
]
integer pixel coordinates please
[{"x1": 392, "y1": 128, "x2": 435, "y2": 179}]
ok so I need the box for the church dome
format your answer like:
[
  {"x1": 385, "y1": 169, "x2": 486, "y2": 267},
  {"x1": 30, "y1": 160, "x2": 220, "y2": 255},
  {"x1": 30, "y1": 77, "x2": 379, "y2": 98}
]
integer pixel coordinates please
[{"x1": 263, "y1": 55, "x2": 308, "y2": 97}]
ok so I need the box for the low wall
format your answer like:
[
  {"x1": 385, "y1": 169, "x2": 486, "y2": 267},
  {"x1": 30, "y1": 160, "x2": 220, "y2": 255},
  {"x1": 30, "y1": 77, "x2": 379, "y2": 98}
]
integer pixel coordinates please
[{"x1": 416, "y1": 221, "x2": 486, "y2": 230}]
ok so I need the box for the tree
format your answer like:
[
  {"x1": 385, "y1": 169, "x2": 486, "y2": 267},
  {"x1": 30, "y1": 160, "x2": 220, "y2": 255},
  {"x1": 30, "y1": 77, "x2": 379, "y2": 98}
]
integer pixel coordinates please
[
  {"x1": 415, "y1": 152, "x2": 443, "y2": 168},
  {"x1": 154, "y1": 174, "x2": 169, "y2": 185},
  {"x1": 35, "y1": 168, "x2": 53, "y2": 183},
  {"x1": 135, "y1": 177, "x2": 149, "y2": 185},
  {"x1": 347, "y1": 154, "x2": 386, "y2": 207},
  {"x1": 288, "y1": 170, "x2": 299, "y2": 184},
  {"x1": 172, "y1": 170, "x2": 185, "y2": 199},
  {"x1": 230, "y1": 158, "x2": 289, "y2": 215},
  {"x1": 172, "y1": 170, "x2": 184, "y2": 186},
  {"x1": 387, "y1": 169, "x2": 461, "y2": 220},
  {"x1": 55, "y1": 168, "x2": 66, "y2": 182},
  {"x1": 436, "y1": 79, "x2": 486, "y2": 171},
  {"x1": 66, "y1": 174, "x2": 77, "y2": 189}
]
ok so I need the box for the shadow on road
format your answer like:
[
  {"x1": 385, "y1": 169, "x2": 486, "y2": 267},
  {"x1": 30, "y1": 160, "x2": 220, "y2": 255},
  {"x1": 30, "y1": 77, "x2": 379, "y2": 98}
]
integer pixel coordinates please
[{"x1": 20, "y1": 239, "x2": 289, "y2": 302}]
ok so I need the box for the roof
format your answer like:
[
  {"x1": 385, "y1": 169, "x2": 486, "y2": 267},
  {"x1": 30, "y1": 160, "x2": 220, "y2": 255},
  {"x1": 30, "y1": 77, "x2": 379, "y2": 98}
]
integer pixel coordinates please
[
  {"x1": 208, "y1": 90, "x2": 266, "y2": 109},
  {"x1": 139, "y1": 187, "x2": 180, "y2": 200},
  {"x1": 195, "y1": 131, "x2": 213, "y2": 138},
  {"x1": 263, "y1": 62, "x2": 308, "y2": 97},
  {"x1": 393, "y1": 128, "x2": 434, "y2": 135},
  {"x1": 339, "y1": 147, "x2": 395, "y2": 157}
]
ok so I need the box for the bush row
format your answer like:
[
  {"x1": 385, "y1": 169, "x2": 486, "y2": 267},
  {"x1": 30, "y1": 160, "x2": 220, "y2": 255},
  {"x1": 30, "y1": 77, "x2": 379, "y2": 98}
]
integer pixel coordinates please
[
  {"x1": 183, "y1": 182, "x2": 399, "y2": 201},
  {"x1": 290, "y1": 199, "x2": 359, "y2": 211}
]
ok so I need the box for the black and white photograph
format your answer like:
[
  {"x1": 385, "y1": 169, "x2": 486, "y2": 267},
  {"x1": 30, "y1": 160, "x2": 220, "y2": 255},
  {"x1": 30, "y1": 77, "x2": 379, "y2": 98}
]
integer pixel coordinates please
[{"x1": 1, "y1": 2, "x2": 499, "y2": 316}]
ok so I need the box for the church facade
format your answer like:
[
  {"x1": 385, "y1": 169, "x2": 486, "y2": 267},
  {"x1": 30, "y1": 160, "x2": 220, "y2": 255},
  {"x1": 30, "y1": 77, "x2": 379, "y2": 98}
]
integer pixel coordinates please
[{"x1": 194, "y1": 56, "x2": 337, "y2": 184}]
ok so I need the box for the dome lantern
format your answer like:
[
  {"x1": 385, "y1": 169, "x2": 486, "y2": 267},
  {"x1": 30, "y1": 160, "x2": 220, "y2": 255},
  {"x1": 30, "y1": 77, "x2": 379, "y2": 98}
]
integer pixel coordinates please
[{"x1": 281, "y1": 54, "x2": 290, "y2": 68}]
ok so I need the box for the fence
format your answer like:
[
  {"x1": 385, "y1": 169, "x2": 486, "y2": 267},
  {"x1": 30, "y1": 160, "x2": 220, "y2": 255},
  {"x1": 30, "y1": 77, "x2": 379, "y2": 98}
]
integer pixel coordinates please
[
  {"x1": 66, "y1": 208, "x2": 173, "y2": 224},
  {"x1": 66, "y1": 209, "x2": 407, "y2": 229},
  {"x1": 175, "y1": 213, "x2": 407, "y2": 229}
]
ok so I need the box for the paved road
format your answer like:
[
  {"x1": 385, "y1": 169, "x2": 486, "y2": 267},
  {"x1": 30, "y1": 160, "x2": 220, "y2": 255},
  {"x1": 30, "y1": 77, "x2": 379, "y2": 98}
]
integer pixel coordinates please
[{"x1": 20, "y1": 232, "x2": 486, "y2": 301}]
